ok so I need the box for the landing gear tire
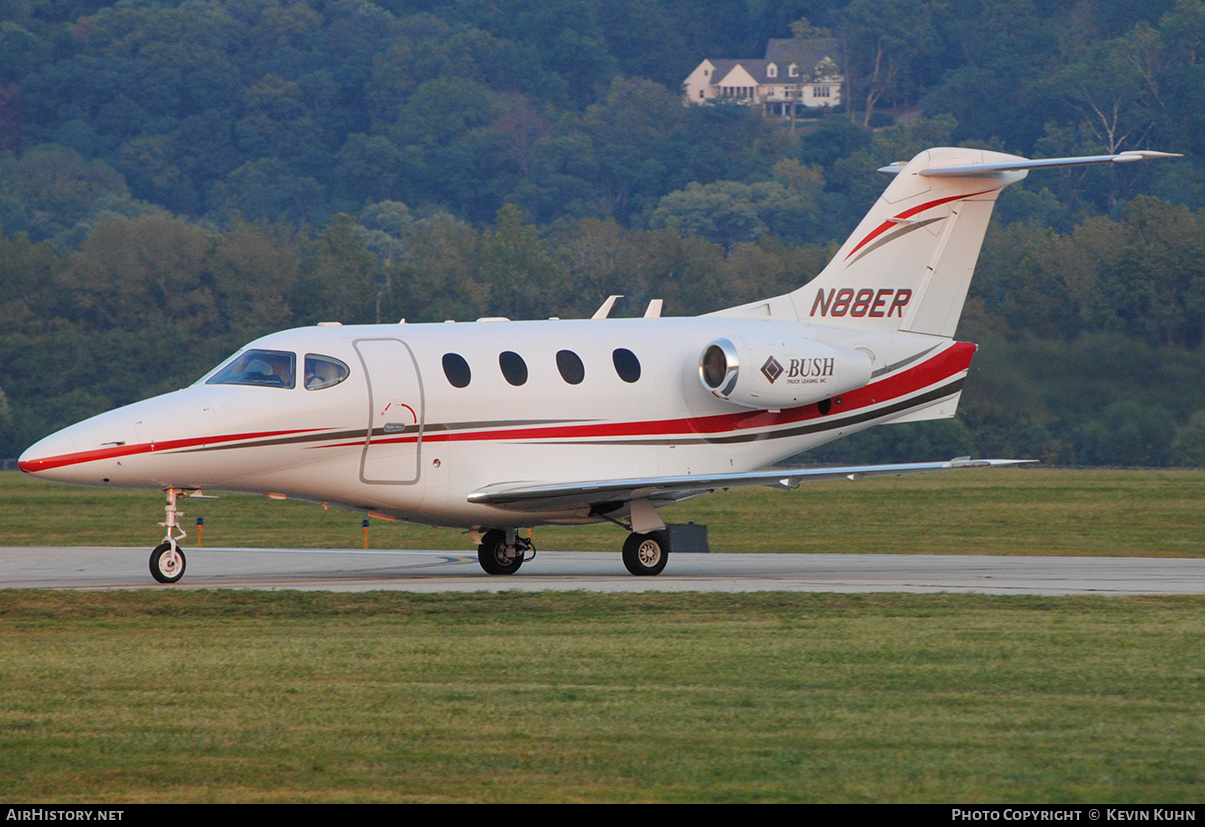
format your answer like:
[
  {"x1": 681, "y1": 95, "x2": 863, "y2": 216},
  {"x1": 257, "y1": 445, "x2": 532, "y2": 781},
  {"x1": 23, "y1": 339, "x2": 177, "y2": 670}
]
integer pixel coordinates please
[
  {"x1": 150, "y1": 542, "x2": 186, "y2": 584},
  {"x1": 478, "y1": 529, "x2": 524, "y2": 575},
  {"x1": 623, "y1": 531, "x2": 669, "y2": 576}
]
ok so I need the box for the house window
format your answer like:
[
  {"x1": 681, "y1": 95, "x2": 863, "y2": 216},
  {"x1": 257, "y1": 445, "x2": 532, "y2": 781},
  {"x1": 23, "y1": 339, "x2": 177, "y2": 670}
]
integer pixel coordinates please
[
  {"x1": 815, "y1": 85, "x2": 831, "y2": 98},
  {"x1": 699, "y1": 89, "x2": 704, "y2": 99},
  {"x1": 788, "y1": 63, "x2": 798, "y2": 77},
  {"x1": 767, "y1": 63, "x2": 778, "y2": 78}
]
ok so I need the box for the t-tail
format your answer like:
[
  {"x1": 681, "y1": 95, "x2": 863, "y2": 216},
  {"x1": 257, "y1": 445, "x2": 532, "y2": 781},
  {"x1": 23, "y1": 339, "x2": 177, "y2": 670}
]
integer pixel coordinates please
[
  {"x1": 708, "y1": 146, "x2": 1178, "y2": 428},
  {"x1": 795, "y1": 147, "x2": 1025, "y2": 337},
  {"x1": 717, "y1": 147, "x2": 1179, "y2": 336}
]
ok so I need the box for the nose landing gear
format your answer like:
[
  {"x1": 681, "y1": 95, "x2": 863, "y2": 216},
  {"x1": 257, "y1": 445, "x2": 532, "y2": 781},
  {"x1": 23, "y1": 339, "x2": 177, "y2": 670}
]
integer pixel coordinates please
[{"x1": 149, "y1": 488, "x2": 188, "y2": 583}]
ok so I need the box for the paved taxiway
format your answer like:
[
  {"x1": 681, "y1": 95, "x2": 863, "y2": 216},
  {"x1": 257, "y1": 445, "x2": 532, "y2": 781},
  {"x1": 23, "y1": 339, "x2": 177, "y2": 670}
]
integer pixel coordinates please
[{"x1": 2, "y1": 546, "x2": 1204, "y2": 594}]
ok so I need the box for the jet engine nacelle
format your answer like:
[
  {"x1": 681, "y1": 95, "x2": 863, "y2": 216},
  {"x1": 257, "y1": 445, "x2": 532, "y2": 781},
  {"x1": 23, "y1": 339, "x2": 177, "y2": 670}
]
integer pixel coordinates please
[{"x1": 698, "y1": 334, "x2": 873, "y2": 409}]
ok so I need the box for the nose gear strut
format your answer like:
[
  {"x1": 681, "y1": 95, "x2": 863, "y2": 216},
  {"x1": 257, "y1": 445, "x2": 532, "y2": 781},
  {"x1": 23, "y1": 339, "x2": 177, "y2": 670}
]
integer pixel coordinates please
[{"x1": 149, "y1": 488, "x2": 188, "y2": 583}]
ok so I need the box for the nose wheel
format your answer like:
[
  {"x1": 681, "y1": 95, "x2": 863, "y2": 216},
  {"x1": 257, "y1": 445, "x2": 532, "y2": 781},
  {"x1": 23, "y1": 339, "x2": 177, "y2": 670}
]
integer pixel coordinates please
[
  {"x1": 150, "y1": 541, "x2": 186, "y2": 583},
  {"x1": 149, "y1": 487, "x2": 190, "y2": 584}
]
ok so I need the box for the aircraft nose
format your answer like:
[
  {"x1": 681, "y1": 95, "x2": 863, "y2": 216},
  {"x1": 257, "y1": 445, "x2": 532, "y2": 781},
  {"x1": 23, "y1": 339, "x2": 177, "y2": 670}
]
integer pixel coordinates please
[
  {"x1": 18, "y1": 410, "x2": 139, "y2": 484},
  {"x1": 19, "y1": 429, "x2": 79, "y2": 475},
  {"x1": 19, "y1": 388, "x2": 221, "y2": 486}
]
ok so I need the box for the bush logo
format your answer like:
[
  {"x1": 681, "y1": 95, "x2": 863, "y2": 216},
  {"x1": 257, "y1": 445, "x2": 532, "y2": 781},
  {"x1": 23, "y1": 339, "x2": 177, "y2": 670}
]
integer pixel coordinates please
[
  {"x1": 761, "y1": 356, "x2": 784, "y2": 383},
  {"x1": 763, "y1": 355, "x2": 836, "y2": 385},
  {"x1": 789, "y1": 357, "x2": 835, "y2": 379}
]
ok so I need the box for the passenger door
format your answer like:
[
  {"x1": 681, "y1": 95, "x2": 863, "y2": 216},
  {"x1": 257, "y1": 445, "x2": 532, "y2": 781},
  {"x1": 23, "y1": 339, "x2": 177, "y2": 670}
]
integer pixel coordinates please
[{"x1": 354, "y1": 338, "x2": 424, "y2": 485}]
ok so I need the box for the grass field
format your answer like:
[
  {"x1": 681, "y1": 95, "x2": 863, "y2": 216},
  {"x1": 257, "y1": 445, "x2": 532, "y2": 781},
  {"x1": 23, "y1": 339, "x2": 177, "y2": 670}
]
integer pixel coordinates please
[
  {"x1": 2, "y1": 468, "x2": 1202, "y2": 802},
  {"x1": 2, "y1": 467, "x2": 1203, "y2": 557},
  {"x1": 0, "y1": 590, "x2": 1202, "y2": 803}
]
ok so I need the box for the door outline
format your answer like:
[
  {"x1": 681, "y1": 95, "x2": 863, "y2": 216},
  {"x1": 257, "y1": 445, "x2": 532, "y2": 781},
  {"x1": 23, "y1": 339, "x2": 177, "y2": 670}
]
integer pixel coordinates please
[{"x1": 354, "y1": 338, "x2": 425, "y2": 485}]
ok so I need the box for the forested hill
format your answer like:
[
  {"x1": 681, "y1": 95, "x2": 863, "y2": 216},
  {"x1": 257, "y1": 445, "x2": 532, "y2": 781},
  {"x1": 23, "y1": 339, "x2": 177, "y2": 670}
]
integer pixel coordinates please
[{"x1": 3, "y1": 0, "x2": 1205, "y2": 466}]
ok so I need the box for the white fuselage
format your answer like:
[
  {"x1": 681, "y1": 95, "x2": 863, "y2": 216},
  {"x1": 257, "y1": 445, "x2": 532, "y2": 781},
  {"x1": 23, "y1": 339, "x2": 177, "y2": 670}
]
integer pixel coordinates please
[
  {"x1": 17, "y1": 146, "x2": 1178, "y2": 583},
  {"x1": 18, "y1": 316, "x2": 971, "y2": 529}
]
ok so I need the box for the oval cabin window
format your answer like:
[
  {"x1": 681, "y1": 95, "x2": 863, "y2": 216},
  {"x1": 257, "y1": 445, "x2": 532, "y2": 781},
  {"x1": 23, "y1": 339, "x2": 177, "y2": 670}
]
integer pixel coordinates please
[
  {"x1": 442, "y1": 353, "x2": 471, "y2": 388},
  {"x1": 556, "y1": 350, "x2": 585, "y2": 385},
  {"x1": 612, "y1": 348, "x2": 641, "y2": 383},
  {"x1": 499, "y1": 351, "x2": 528, "y2": 386}
]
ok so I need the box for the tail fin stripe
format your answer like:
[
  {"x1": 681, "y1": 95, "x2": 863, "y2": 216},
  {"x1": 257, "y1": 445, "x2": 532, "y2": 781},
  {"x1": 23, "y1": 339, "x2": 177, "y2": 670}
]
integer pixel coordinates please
[
  {"x1": 845, "y1": 216, "x2": 946, "y2": 267},
  {"x1": 844, "y1": 189, "x2": 994, "y2": 261}
]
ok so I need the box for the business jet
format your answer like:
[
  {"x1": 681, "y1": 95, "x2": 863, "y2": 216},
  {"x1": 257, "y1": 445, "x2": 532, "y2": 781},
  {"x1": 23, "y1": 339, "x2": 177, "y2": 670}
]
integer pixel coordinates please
[{"x1": 19, "y1": 147, "x2": 1179, "y2": 583}]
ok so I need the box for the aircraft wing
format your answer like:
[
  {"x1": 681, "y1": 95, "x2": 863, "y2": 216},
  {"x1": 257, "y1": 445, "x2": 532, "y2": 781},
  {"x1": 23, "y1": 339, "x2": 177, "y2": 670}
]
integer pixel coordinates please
[{"x1": 467, "y1": 457, "x2": 1035, "y2": 513}]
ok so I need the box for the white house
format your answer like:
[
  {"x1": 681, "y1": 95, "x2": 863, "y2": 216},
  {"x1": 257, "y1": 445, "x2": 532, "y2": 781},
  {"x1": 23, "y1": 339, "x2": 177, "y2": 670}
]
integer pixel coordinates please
[{"x1": 683, "y1": 37, "x2": 843, "y2": 117}]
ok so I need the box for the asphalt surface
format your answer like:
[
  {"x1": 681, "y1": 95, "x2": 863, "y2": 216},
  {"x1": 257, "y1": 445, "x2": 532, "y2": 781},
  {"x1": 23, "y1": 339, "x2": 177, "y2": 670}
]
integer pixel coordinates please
[{"x1": 2, "y1": 546, "x2": 1204, "y2": 595}]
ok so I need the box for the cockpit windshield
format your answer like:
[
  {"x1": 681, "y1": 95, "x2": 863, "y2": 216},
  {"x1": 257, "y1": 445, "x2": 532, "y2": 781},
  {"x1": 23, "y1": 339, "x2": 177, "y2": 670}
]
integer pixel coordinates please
[{"x1": 207, "y1": 349, "x2": 296, "y2": 388}]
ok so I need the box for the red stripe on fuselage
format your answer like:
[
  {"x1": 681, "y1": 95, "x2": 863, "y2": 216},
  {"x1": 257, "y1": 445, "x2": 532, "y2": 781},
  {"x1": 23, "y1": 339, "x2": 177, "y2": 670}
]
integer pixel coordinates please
[
  {"x1": 23, "y1": 344, "x2": 976, "y2": 470},
  {"x1": 18, "y1": 428, "x2": 327, "y2": 473},
  {"x1": 327, "y1": 341, "x2": 977, "y2": 448}
]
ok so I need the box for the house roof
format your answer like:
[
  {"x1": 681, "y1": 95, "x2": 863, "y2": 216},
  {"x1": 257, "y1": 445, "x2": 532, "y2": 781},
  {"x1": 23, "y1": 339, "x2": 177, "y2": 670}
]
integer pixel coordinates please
[
  {"x1": 706, "y1": 59, "x2": 744, "y2": 83},
  {"x1": 764, "y1": 37, "x2": 840, "y2": 74},
  {"x1": 699, "y1": 37, "x2": 841, "y2": 87}
]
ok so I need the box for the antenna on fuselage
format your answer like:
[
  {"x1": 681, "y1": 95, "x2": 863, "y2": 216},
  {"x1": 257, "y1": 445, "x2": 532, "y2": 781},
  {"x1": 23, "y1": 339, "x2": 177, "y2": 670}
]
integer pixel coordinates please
[{"x1": 592, "y1": 295, "x2": 624, "y2": 319}]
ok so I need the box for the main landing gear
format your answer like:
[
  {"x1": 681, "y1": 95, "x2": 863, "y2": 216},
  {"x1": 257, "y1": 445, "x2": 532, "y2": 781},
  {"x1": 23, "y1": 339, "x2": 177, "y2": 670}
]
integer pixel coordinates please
[
  {"x1": 477, "y1": 529, "x2": 535, "y2": 575},
  {"x1": 474, "y1": 526, "x2": 672, "y2": 576},
  {"x1": 150, "y1": 488, "x2": 188, "y2": 584},
  {"x1": 622, "y1": 530, "x2": 669, "y2": 576}
]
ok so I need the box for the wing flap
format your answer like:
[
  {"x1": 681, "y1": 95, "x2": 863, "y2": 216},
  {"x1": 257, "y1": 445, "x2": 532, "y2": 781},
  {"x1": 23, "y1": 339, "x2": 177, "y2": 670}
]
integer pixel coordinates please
[{"x1": 468, "y1": 457, "x2": 1035, "y2": 513}]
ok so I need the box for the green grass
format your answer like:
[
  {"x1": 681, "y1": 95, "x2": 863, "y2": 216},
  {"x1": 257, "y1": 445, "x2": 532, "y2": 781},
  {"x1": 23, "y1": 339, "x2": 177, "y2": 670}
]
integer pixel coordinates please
[
  {"x1": 2, "y1": 468, "x2": 1203, "y2": 556},
  {"x1": 0, "y1": 590, "x2": 1201, "y2": 803},
  {"x1": 3, "y1": 469, "x2": 1203, "y2": 802}
]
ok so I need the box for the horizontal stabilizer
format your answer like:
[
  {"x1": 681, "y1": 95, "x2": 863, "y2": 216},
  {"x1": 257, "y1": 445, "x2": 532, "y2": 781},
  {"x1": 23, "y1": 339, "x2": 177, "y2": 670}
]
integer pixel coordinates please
[
  {"x1": 469, "y1": 458, "x2": 1036, "y2": 513},
  {"x1": 878, "y1": 150, "x2": 1182, "y2": 178}
]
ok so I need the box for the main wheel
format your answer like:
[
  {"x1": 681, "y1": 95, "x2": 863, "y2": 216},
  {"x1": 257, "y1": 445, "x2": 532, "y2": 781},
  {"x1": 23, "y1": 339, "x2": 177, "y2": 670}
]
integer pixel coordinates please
[
  {"x1": 150, "y1": 542, "x2": 186, "y2": 584},
  {"x1": 477, "y1": 529, "x2": 523, "y2": 575},
  {"x1": 622, "y1": 531, "x2": 669, "y2": 576}
]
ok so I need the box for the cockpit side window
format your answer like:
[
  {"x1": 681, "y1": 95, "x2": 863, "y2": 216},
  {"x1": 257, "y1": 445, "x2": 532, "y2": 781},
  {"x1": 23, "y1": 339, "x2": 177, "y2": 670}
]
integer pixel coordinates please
[
  {"x1": 207, "y1": 349, "x2": 296, "y2": 389},
  {"x1": 304, "y1": 354, "x2": 350, "y2": 390}
]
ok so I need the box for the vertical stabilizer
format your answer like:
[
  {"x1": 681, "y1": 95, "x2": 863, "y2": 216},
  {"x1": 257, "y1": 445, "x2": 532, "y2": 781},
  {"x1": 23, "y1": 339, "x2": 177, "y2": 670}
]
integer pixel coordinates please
[
  {"x1": 789, "y1": 147, "x2": 1028, "y2": 337},
  {"x1": 711, "y1": 147, "x2": 1176, "y2": 331}
]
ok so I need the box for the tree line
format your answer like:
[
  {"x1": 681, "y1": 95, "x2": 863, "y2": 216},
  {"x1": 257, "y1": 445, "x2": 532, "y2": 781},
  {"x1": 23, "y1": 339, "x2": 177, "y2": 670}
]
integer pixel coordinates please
[{"x1": 2, "y1": 0, "x2": 1205, "y2": 466}]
